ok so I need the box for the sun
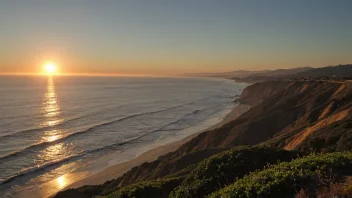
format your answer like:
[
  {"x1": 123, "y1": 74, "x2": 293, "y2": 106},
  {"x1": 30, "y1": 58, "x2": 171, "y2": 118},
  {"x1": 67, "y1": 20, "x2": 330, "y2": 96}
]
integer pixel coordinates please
[{"x1": 45, "y1": 63, "x2": 57, "y2": 74}]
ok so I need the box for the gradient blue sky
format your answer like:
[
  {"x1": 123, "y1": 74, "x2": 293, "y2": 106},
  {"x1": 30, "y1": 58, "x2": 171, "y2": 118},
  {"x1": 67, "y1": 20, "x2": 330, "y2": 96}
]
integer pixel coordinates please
[{"x1": 0, "y1": 0, "x2": 351, "y2": 75}]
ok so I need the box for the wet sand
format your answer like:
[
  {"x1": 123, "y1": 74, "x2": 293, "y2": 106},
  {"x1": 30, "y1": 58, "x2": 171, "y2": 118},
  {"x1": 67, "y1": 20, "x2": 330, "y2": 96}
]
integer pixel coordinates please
[{"x1": 63, "y1": 104, "x2": 250, "y2": 189}]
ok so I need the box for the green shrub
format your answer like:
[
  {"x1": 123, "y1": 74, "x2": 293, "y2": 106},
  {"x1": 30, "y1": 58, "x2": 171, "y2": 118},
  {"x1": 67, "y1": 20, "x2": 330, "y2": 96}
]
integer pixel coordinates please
[
  {"x1": 170, "y1": 146, "x2": 301, "y2": 198},
  {"x1": 209, "y1": 152, "x2": 352, "y2": 198},
  {"x1": 100, "y1": 177, "x2": 183, "y2": 198}
]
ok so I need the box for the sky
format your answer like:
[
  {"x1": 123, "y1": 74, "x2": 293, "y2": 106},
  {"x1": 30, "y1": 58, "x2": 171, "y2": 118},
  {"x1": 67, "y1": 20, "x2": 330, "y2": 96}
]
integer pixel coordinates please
[{"x1": 0, "y1": 0, "x2": 351, "y2": 75}]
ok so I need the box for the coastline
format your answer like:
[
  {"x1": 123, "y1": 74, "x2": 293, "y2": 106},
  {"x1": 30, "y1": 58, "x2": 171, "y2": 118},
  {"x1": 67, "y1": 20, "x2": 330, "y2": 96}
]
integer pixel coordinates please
[
  {"x1": 21, "y1": 103, "x2": 251, "y2": 198},
  {"x1": 59, "y1": 104, "x2": 250, "y2": 192}
]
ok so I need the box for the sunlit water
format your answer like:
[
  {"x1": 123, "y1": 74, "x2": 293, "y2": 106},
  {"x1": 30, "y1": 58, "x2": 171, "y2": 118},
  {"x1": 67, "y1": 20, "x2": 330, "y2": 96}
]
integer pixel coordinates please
[{"x1": 0, "y1": 76, "x2": 246, "y2": 197}]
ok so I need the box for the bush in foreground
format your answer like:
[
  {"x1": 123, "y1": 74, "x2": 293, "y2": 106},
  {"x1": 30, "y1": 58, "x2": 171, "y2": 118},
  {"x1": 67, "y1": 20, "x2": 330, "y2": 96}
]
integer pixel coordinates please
[
  {"x1": 209, "y1": 152, "x2": 352, "y2": 198},
  {"x1": 170, "y1": 146, "x2": 301, "y2": 198}
]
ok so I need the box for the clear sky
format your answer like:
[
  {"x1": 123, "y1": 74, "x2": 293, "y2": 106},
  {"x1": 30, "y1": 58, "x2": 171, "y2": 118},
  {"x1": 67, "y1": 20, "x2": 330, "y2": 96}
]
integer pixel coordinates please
[{"x1": 0, "y1": 0, "x2": 351, "y2": 75}]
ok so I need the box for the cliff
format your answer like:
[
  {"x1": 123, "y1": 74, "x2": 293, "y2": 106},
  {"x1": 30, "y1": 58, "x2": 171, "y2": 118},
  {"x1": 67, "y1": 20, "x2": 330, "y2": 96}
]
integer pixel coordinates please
[
  {"x1": 54, "y1": 80, "x2": 352, "y2": 198},
  {"x1": 238, "y1": 81, "x2": 292, "y2": 105},
  {"x1": 182, "y1": 80, "x2": 351, "y2": 152}
]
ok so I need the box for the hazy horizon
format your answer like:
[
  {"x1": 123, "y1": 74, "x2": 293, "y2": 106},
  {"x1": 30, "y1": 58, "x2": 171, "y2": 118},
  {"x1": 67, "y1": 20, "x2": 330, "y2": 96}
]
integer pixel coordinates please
[
  {"x1": 1, "y1": 0, "x2": 351, "y2": 75},
  {"x1": 0, "y1": 65, "x2": 336, "y2": 77}
]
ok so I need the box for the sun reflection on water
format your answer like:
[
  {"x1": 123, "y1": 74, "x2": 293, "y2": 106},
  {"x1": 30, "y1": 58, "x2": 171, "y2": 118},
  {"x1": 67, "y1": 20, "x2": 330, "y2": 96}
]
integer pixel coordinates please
[
  {"x1": 40, "y1": 77, "x2": 64, "y2": 144},
  {"x1": 43, "y1": 133, "x2": 62, "y2": 142},
  {"x1": 36, "y1": 77, "x2": 76, "y2": 190},
  {"x1": 57, "y1": 175, "x2": 67, "y2": 188},
  {"x1": 41, "y1": 77, "x2": 63, "y2": 128},
  {"x1": 37, "y1": 143, "x2": 64, "y2": 161}
]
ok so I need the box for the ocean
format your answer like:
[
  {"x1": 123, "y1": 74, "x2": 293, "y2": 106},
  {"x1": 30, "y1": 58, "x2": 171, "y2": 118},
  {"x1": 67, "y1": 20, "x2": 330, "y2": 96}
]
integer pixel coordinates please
[{"x1": 0, "y1": 76, "x2": 246, "y2": 197}]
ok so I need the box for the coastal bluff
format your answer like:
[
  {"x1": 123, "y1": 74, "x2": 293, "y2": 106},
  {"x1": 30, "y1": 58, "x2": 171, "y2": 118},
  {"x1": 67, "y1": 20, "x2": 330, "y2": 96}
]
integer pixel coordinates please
[{"x1": 54, "y1": 80, "x2": 352, "y2": 198}]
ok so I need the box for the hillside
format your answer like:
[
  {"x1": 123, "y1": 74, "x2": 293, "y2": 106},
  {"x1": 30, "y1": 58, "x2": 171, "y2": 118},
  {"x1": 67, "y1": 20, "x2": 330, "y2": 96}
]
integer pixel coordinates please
[
  {"x1": 233, "y1": 67, "x2": 313, "y2": 82},
  {"x1": 183, "y1": 67, "x2": 311, "y2": 79},
  {"x1": 293, "y1": 64, "x2": 352, "y2": 78},
  {"x1": 169, "y1": 80, "x2": 351, "y2": 153},
  {"x1": 54, "y1": 80, "x2": 352, "y2": 198},
  {"x1": 236, "y1": 64, "x2": 352, "y2": 82},
  {"x1": 183, "y1": 70, "x2": 265, "y2": 78}
]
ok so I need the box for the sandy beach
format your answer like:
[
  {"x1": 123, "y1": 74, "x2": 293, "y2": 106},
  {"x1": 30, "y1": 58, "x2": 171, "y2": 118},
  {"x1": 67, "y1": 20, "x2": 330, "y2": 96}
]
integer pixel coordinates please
[{"x1": 62, "y1": 104, "x2": 250, "y2": 190}]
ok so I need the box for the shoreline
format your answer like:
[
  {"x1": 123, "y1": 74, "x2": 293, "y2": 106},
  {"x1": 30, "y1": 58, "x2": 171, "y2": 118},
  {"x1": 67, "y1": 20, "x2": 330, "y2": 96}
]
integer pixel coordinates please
[
  {"x1": 23, "y1": 103, "x2": 251, "y2": 198},
  {"x1": 60, "y1": 104, "x2": 250, "y2": 191}
]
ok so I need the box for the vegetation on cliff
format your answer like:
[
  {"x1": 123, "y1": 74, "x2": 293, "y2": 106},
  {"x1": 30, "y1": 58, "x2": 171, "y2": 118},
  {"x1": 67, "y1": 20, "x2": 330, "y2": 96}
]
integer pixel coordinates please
[
  {"x1": 87, "y1": 149, "x2": 352, "y2": 198},
  {"x1": 169, "y1": 146, "x2": 301, "y2": 198},
  {"x1": 210, "y1": 152, "x2": 352, "y2": 198}
]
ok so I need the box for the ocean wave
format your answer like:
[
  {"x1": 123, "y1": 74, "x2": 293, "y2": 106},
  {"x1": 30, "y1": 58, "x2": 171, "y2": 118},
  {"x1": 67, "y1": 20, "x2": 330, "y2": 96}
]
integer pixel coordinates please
[
  {"x1": 0, "y1": 96, "x2": 216, "y2": 140},
  {"x1": 0, "y1": 105, "x2": 117, "y2": 140},
  {"x1": 0, "y1": 100, "x2": 150, "y2": 138},
  {"x1": 0, "y1": 104, "x2": 225, "y2": 185},
  {"x1": 0, "y1": 153, "x2": 85, "y2": 185},
  {"x1": 0, "y1": 100, "x2": 211, "y2": 162}
]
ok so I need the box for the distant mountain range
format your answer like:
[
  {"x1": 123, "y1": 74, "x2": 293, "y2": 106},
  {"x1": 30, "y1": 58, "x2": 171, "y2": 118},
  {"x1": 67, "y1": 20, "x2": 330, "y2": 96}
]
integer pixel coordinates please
[
  {"x1": 184, "y1": 70, "x2": 267, "y2": 78},
  {"x1": 184, "y1": 67, "x2": 312, "y2": 79},
  {"x1": 292, "y1": 64, "x2": 352, "y2": 78},
  {"x1": 184, "y1": 64, "x2": 352, "y2": 82}
]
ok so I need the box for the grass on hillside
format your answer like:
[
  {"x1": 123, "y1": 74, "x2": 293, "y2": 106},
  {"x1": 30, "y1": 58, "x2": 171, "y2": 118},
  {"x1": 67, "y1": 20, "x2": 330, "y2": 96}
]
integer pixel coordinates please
[
  {"x1": 169, "y1": 146, "x2": 301, "y2": 198},
  {"x1": 209, "y1": 152, "x2": 352, "y2": 198},
  {"x1": 93, "y1": 148, "x2": 352, "y2": 198}
]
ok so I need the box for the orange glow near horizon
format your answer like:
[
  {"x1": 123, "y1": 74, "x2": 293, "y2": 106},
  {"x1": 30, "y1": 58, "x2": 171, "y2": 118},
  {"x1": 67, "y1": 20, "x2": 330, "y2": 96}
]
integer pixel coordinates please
[{"x1": 0, "y1": 71, "x2": 161, "y2": 77}]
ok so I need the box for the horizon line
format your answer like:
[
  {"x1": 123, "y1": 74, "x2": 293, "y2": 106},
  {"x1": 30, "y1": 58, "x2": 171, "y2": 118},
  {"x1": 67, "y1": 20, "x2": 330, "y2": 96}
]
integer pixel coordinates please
[
  {"x1": 0, "y1": 72, "x2": 189, "y2": 78},
  {"x1": 0, "y1": 64, "x2": 350, "y2": 77}
]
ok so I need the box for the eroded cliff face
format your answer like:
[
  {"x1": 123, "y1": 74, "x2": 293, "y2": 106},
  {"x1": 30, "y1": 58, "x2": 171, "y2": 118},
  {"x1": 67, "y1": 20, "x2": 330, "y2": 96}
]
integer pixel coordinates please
[
  {"x1": 186, "y1": 80, "x2": 351, "y2": 152},
  {"x1": 239, "y1": 81, "x2": 292, "y2": 105},
  {"x1": 265, "y1": 81, "x2": 352, "y2": 151}
]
